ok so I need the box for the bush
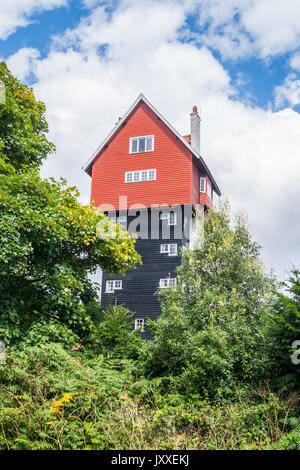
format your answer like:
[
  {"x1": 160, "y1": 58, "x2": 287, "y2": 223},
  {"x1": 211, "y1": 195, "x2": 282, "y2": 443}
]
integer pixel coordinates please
[{"x1": 0, "y1": 344, "x2": 299, "y2": 450}]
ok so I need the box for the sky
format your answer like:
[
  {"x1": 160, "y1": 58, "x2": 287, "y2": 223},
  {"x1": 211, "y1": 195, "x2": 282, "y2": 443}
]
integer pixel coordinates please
[{"x1": 0, "y1": 0, "x2": 299, "y2": 280}]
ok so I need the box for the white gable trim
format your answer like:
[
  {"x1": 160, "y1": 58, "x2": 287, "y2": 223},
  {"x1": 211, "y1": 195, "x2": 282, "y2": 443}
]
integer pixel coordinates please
[{"x1": 82, "y1": 93, "x2": 221, "y2": 196}]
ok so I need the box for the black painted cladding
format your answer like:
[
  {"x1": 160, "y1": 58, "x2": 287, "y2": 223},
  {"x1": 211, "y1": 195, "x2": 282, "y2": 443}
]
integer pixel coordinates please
[{"x1": 101, "y1": 206, "x2": 192, "y2": 339}]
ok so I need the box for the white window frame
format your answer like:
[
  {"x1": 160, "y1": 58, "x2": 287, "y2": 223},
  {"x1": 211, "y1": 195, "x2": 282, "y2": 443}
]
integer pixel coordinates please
[
  {"x1": 200, "y1": 177, "x2": 206, "y2": 193},
  {"x1": 129, "y1": 135, "x2": 154, "y2": 154},
  {"x1": 134, "y1": 318, "x2": 145, "y2": 332},
  {"x1": 168, "y1": 212, "x2": 177, "y2": 226},
  {"x1": 159, "y1": 278, "x2": 177, "y2": 288},
  {"x1": 106, "y1": 280, "x2": 122, "y2": 293},
  {"x1": 160, "y1": 243, "x2": 177, "y2": 256},
  {"x1": 125, "y1": 169, "x2": 156, "y2": 183},
  {"x1": 159, "y1": 212, "x2": 177, "y2": 226}
]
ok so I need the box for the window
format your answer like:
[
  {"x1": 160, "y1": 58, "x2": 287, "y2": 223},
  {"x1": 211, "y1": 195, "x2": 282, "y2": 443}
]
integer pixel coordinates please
[
  {"x1": 160, "y1": 278, "x2": 177, "y2": 288},
  {"x1": 126, "y1": 172, "x2": 133, "y2": 183},
  {"x1": 106, "y1": 280, "x2": 114, "y2": 293},
  {"x1": 114, "y1": 280, "x2": 122, "y2": 290},
  {"x1": 160, "y1": 212, "x2": 177, "y2": 226},
  {"x1": 134, "y1": 318, "x2": 145, "y2": 331},
  {"x1": 130, "y1": 135, "x2": 154, "y2": 153},
  {"x1": 169, "y1": 244, "x2": 177, "y2": 255},
  {"x1": 200, "y1": 177, "x2": 206, "y2": 193},
  {"x1": 125, "y1": 169, "x2": 156, "y2": 183},
  {"x1": 160, "y1": 243, "x2": 177, "y2": 256},
  {"x1": 148, "y1": 169, "x2": 156, "y2": 181},
  {"x1": 106, "y1": 280, "x2": 122, "y2": 293},
  {"x1": 168, "y1": 212, "x2": 177, "y2": 226}
]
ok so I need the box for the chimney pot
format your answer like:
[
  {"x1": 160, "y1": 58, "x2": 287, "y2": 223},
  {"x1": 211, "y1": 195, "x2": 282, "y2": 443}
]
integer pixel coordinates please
[{"x1": 192, "y1": 105, "x2": 198, "y2": 113}]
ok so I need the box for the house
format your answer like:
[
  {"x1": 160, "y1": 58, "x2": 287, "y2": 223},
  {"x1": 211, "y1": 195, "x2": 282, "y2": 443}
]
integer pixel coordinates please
[{"x1": 83, "y1": 94, "x2": 221, "y2": 338}]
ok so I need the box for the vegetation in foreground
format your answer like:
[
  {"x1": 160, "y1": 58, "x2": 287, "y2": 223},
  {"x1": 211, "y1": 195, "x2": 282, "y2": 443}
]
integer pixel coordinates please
[{"x1": 0, "y1": 62, "x2": 300, "y2": 450}]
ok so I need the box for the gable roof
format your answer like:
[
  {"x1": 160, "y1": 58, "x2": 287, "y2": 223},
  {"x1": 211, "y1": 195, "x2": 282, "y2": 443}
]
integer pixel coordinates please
[{"x1": 82, "y1": 93, "x2": 221, "y2": 196}]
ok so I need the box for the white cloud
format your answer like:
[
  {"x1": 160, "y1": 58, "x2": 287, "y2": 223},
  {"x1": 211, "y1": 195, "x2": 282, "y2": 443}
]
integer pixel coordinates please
[
  {"x1": 0, "y1": 0, "x2": 69, "y2": 40},
  {"x1": 6, "y1": 47, "x2": 40, "y2": 80},
  {"x1": 275, "y1": 74, "x2": 300, "y2": 108},
  {"x1": 197, "y1": 0, "x2": 300, "y2": 59},
  {"x1": 290, "y1": 52, "x2": 300, "y2": 71},
  {"x1": 5, "y1": 0, "x2": 300, "y2": 278}
]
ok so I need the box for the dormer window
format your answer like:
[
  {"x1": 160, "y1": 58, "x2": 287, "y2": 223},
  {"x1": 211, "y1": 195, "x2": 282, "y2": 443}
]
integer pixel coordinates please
[{"x1": 130, "y1": 135, "x2": 154, "y2": 153}]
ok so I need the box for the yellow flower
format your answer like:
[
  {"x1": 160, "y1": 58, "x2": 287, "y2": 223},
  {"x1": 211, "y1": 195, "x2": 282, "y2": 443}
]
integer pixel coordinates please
[{"x1": 50, "y1": 392, "x2": 77, "y2": 415}]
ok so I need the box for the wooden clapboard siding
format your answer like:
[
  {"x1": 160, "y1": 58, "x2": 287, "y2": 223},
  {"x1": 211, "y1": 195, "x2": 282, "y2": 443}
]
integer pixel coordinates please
[
  {"x1": 91, "y1": 101, "x2": 193, "y2": 210},
  {"x1": 101, "y1": 207, "x2": 190, "y2": 338}
]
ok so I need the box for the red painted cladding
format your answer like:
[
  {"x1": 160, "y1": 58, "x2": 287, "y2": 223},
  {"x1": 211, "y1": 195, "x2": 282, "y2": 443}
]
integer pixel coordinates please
[{"x1": 90, "y1": 102, "x2": 193, "y2": 210}]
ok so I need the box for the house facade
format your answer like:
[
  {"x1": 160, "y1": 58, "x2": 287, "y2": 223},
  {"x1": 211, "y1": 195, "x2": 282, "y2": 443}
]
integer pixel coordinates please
[{"x1": 83, "y1": 94, "x2": 221, "y2": 338}]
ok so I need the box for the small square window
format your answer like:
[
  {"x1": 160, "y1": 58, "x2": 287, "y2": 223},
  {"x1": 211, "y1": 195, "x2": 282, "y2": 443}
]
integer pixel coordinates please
[
  {"x1": 169, "y1": 244, "x2": 177, "y2": 255},
  {"x1": 134, "y1": 172, "x2": 140, "y2": 182},
  {"x1": 148, "y1": 170, "x2": 155, "y2": 180},
  {"x1": 135, "y1": 318, "x2": 145, "y2": 331},
  {"x1": 106, "y1": 280, "x2": 114, "y2": 293},
  {"x1": 160, "y1": 244, "x2": 169, "y2": 253},
  {"x1": 168, "y1": 213, "x2": 177, "y2": 226},
  {"x1": 126, "y1": 172, "x2": 132, "y2": 183},
  {"x1": 160, "y1": 279, "x2": 169, "y2": 288},
  {"x1": 141, "y1": 171, "x2": 147, "y2": 181},
  {"x1": 114, "y1": 280, "x2": 122, "y2": 289},
  {"x1": 169, "y1": 278, "x2": 177, "y2": 287}
]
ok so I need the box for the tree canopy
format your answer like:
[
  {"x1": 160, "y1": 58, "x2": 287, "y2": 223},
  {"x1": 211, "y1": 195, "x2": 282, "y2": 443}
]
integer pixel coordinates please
[
  {"x1": 0, "y1": 63, "x2": 141, "y2": 345},
  {"x1": 0, "y1": 62, "x2": 54, "y2": 170},
  {"x1": 144, "y1": 203, "x2": 275, "y2": 398}
]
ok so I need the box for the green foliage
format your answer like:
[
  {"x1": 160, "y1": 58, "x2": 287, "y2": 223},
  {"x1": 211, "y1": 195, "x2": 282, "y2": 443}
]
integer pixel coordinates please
[
  {"x1": 0, "y1": 63, "x2": 141, "y2": 345},
  {"x1": 270, "y1": 269, "x2": 300, "y2": 387},
  {"x1": 12, "y1": 320, "x2": 80, "y2": 349},
  {"x1": 0, "y1": 165, "x2": 141, "y2": 344},
  {"x1": 0, "y1": 62, "x2": 55, "y2": 170},
  {"x1": 90, "y1": 302, "x2": 144, "y2": 359},
  {"x1": 144, "y1": 202, "x2": 275, "y2": 397},
  {"x1": 0, "y1": 344, "x2": 298, "y2": 450}
]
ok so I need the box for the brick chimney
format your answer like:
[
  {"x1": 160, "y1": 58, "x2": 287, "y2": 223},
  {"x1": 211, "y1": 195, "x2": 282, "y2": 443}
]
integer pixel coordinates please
[{"x1": 190, "y1": 105, "x2": 200, "y2": 154}]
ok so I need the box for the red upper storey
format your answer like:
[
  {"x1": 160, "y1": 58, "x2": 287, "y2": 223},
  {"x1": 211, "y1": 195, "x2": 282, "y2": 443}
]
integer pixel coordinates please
[{"x1": 83, "y1": 94, "x2": 220, "y2": 211}]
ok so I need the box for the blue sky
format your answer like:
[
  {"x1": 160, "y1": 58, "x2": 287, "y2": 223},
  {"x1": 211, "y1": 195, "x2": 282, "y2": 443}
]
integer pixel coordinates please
[
  {"x1": 1, "y1": 1, "x2": 299, "y2": 110},
  {"x1": 0, "y1": 0, "x2": 300, "y2": 279}
]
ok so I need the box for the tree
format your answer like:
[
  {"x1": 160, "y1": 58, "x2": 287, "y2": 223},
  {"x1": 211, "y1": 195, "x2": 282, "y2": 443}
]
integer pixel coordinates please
[
  {"x1": 0, "y1": 62, "x2": 54, "y2": 170},
  {"x1": 90, "y1": 302, "x2": 143, "y2": 359},
  {"x1": 270, "y1": 268, "x2": 300, "y2": 387},
  {"x1": 144, "y1": 203, "x2": 275, "y2": 398},
  {"x1": 0, "y1": 64, "x2": 141, "y2": 345}
]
